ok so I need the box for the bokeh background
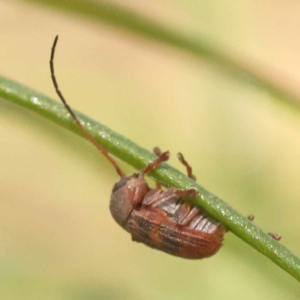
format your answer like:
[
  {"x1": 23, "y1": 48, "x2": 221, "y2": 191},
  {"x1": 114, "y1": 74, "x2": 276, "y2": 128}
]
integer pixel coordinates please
[{"x1": 1, "y1": 1, "x2": 300, "y2": 299}]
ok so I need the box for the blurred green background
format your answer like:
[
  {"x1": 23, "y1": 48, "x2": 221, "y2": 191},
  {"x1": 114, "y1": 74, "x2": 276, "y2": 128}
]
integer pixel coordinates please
[{"x1": 1, "y1": 0, "x2": 300, "y2": 299}]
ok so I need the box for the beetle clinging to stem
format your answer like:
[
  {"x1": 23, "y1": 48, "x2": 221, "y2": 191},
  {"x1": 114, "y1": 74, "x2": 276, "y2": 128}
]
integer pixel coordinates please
[{"x1": 49, "y1": 36, "x2": 280, "y2": 260}]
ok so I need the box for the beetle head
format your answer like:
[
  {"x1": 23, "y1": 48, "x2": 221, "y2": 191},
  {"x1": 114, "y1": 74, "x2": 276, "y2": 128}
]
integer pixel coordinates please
[
  {"x1": 109, "y1": 174, "x2": 149, "y2": 227},
  {"x1": 109, "y1": 150, "x2": 169, "y2": 227}
]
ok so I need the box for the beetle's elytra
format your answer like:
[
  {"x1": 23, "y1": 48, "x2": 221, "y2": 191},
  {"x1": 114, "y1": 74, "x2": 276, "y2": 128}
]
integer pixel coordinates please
[{"x1": 49, "y1": 36, "x2": 280, "y2": 260}]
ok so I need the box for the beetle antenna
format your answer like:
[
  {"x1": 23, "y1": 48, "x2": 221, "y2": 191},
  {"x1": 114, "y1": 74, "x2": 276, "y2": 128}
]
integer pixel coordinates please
[{"x1": 50, "y1": 35, "x2": 124, "y2": 177}]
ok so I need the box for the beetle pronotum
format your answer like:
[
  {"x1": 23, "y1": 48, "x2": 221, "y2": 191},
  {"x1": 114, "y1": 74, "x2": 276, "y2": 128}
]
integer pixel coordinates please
[{"x1": 49, "y1": 36, "x2": 280, "y2": 259}]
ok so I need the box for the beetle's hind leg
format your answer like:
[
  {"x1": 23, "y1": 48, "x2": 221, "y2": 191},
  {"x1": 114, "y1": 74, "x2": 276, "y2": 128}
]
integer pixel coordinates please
[{"x1": 177, "y1": 152, "x2": 196, "y2": 181}]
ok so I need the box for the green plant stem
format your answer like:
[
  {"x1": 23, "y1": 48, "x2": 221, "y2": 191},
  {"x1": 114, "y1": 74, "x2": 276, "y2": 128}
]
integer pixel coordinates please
[
  {"x1": 24, "y1": 0, "x2": 300, "y2": 113},
  {"x1": 1, "y1": 75, "x2": 300, "y2": 281}
]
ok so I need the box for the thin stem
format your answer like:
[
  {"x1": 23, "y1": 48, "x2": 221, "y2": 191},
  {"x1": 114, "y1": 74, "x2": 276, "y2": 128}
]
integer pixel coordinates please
[
  {"x1": 23, "y1": 0, "x2": 300, "y2": 113},
  {"x1": 1, "y1": 75, "x2": 300, "y2": 281}
]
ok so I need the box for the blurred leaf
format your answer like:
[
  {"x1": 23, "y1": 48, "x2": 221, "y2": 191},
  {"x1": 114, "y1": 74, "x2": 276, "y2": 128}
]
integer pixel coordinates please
[{"x1": 22, "y1": 0, "x2": 300, "y2": 114}]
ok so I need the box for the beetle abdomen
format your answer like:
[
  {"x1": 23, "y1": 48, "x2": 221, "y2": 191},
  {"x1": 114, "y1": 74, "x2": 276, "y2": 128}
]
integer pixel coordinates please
[{"x1": 126, "y1": 207, "x2": 225, "y2": 259}]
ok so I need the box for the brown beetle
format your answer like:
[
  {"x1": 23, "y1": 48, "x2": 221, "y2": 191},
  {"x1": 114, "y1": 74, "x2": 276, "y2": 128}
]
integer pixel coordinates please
[
  {"x1": 110, "y1": 147, "x2": 226, "y2": 258},
  {"x1": 49, "y1": 36, "x2": 280, "y2": 259}
]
